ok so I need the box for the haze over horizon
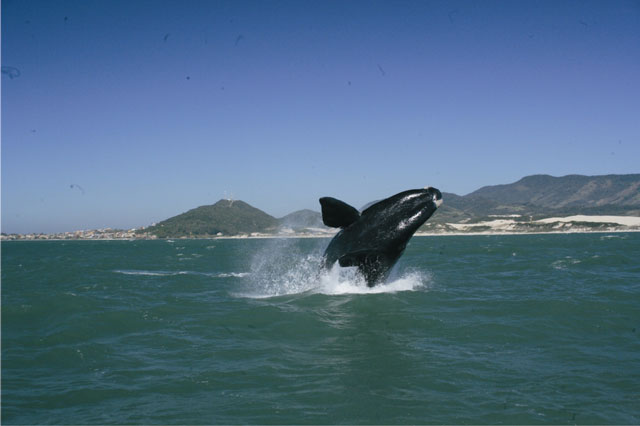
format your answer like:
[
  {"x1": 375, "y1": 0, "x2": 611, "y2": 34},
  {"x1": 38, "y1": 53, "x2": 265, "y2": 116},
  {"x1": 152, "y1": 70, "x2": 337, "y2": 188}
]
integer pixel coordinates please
[{"x1": 2, "y1": 0, "x2": 639, "y2": 234}]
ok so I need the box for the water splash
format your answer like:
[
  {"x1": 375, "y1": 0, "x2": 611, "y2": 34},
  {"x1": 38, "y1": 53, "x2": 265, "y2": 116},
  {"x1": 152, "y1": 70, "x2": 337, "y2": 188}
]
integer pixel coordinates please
[
  {"x1": 239, "y1": 239, "x2": 429, "y2": 298},
  {"x1": 246, "y1": 242, "x2": 324, "y2": 298},
  {"x1": 319, "y1": 266, "x2": 428, "y2": 295}
]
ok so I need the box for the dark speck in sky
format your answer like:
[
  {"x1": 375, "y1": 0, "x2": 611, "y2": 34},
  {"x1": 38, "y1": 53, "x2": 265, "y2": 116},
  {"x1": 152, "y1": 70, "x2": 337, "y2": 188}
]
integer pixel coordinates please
[
  {"x1": 186, "y1": 76, "x2": 191, "y2": 80},
  {"x1": 377, "y1": 64, "x2": 386, "y2": 76},
  {"x1": 164, "y1": 33, "x2": 170, "y2": 42},
  {"x1": 64, "y1": 16, "x2": 69, "y2": 23},
  {"x1": 235, "y1": 34, "x2": 244, "y2": 46},
  {"x1": 448, "y1": 9, "x2": 458, "y2": 24},
  {"x1": 2, "y1": 66, "x2": 21, "y2": 79},
  {"x1": 348, "y1": 81, "x2": 352, "y2": 86},
  {"x1": 70, "y1": 184, "x2": 85, "y2": 195}
]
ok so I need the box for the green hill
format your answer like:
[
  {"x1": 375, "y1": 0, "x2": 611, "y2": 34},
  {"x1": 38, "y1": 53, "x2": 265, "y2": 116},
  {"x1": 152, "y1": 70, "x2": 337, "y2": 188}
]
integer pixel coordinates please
[{"x1": 145, "y1": 199, "x2": 278, "y2": 238}]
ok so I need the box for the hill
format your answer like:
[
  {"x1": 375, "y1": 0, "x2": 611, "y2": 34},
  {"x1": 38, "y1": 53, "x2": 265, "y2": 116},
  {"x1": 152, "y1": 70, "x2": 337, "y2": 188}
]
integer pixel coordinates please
[
  {"x1": 145, "y1": 199, "x2": 278, "y2": 238},
  {"x1": 278, "y1": 209, "x2": 326, "y2": 231}
]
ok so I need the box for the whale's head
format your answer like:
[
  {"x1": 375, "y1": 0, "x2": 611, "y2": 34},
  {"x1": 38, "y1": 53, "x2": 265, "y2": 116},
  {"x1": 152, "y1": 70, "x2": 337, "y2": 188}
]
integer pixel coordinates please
[{"x1": 361, "y1": 186, "x2": 442, "y2": 237}]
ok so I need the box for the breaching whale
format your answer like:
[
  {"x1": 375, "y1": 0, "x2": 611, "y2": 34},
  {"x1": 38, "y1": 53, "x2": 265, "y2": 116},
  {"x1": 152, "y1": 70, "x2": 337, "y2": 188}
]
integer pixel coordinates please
[{"x1": 320, "y1": 187, "x2": 443, "y2": 287}]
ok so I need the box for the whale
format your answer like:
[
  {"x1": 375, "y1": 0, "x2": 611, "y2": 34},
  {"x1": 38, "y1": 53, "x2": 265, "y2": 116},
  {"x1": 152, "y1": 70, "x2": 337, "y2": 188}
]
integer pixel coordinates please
[{"x1": 320, "y1": 187, "x2": 443, "y2": 287}]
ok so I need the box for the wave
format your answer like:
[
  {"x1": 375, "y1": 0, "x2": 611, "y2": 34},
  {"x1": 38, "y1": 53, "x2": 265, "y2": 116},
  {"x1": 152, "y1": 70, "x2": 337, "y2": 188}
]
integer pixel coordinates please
[
  {"x1": 551, "y1": 256, "x2": 582, "y2": 270},
  {"x1": 112, "y1": 269, "x2": 250, "y2": 278},
  {"x1": 600, "y1": 234, "x2": 628, "y2": 240}
]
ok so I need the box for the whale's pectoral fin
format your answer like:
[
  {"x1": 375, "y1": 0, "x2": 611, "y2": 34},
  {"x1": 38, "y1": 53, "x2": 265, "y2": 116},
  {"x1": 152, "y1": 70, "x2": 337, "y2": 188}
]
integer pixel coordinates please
[
  {"x1": 319, "y1": 197, "x2": 360, "y2": 228},
  {"x1": 339, "y1": 251, "x2": 391, "y2": 287}
]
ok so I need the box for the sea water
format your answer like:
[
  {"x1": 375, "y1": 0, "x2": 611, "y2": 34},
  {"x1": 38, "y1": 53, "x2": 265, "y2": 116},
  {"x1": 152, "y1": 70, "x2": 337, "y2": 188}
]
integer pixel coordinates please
[{"x1": 2, "y1": 234, "x2": 639, "y2": 424}]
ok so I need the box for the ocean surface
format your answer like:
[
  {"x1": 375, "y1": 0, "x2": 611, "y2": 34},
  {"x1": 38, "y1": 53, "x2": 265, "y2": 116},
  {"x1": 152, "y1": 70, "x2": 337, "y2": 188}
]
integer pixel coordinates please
[{"x1": 2, "y1": 233, "x2": 639, "y2": 424}]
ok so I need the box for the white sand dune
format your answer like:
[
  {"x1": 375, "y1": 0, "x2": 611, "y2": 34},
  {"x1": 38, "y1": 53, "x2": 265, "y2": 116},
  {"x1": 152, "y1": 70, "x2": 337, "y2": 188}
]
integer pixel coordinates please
[
  {"x1": 535, "y1": 215, "x2": 640, "y2": 226},
  {"x1": 426, "y1": 215, "x2": 640, "y2": 236},
  {"x1": 447, "y1": 219, "x2": 517, "y2": 231}
]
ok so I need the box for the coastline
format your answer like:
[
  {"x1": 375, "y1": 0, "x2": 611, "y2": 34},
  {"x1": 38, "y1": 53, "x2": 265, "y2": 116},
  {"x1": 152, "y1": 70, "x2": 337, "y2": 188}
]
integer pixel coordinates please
[
  {"x1": 2, "y1": 228, "x2": 639, "y2": 242},
  {"x1": 3, "y1": 215, "x2": 639, "y2": 242}
]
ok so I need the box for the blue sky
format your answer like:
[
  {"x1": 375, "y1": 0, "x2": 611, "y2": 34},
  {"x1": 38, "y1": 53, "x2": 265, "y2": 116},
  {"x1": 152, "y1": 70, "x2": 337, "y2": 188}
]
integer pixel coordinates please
[{"x1": 2, "y1": 0, "x2": 639, "y2": 234}]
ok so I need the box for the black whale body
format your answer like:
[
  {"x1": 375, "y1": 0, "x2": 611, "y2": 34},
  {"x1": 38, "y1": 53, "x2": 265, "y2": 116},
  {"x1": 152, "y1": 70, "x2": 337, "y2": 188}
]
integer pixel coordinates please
[{"x1": 320, "y1": 187, "x2": 442, "y2": 287}]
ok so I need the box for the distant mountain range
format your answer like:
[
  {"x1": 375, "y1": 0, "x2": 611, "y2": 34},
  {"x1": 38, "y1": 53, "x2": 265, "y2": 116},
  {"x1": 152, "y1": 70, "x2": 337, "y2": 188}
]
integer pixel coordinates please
[
  {"x1": 435, "y1": 174, "x2": 640, "y2": 224},
  {"x1": 143, "y1": 174, "x2": 640, "y2": 237}
]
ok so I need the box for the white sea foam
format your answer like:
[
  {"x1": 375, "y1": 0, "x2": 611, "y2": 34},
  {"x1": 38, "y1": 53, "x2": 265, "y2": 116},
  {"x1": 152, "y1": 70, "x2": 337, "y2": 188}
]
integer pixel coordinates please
[
  {"x1": 600, "y1": 234, "x2": 628, "y2": 240},
  {"x1": 112, "y1": 269, "x2": 249, "y2": 278},
  {"x1": 216, "y1": 272, "x2": 251, "y2": 278},
  {"x1": 113, "y1": 269, "x2": 175, "y2": 276},
  {"x1": 551, "y1": 256, "x2": 581, "y2": 270}
]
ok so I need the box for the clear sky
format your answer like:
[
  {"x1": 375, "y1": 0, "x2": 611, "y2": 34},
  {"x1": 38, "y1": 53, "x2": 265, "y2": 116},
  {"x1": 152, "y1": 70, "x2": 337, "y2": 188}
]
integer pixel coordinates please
[{"x1": 2, "y1": 0, "x2": 639, "y2": 234}]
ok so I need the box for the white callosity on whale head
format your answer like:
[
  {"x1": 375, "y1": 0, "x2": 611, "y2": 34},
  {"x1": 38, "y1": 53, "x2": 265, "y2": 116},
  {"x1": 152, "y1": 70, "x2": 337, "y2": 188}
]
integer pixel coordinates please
[
  {"x1": 424, "y1": 186, "x2": 443, "y2": 208},
  {"x1": 398, "y1": 211, "x2": 423, "y2": 230}
]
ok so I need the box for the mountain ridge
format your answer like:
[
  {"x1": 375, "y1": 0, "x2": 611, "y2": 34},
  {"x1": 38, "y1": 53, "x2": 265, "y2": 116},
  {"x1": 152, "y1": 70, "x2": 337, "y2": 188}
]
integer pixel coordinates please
[
  {"x1": 469, "y1": 174, "x2": 640, "y2": 208},
  {"x1": 142, "y1": 174, "x2": 640, "y2": 237}
]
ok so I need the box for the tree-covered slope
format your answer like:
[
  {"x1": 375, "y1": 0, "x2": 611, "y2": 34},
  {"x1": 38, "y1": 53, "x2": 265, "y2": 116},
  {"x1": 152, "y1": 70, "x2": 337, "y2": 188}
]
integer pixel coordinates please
[{"x1": 145, "y1": 199, "x2": 278, "y2": 237}]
